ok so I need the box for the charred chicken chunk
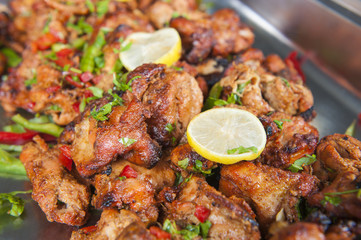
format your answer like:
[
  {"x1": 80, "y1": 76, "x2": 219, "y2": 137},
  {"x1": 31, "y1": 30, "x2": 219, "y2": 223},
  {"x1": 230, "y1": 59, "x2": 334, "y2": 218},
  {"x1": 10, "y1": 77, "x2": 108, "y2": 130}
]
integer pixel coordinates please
[
  {"x1": 70, "y1": 209, "x2": 155, "y2": 240},
  {"x1": 20, "y1": 136, "x2": 90, "y2": 226},
  {"x1": 128, "y1": 63, "x2": 203, "y2": 147},
  {"x1": 92, "y1": 160, "x2": 175, "y2": 224},
  {"x1": 219, "y1": 162, "x2": 319, "y2": 231},
  {"x1": 270, "y1": 222, "x2": 326, "y2": 240},
  {"x1": 159, "y1": 176, "x2": 261, "y2": 240}
]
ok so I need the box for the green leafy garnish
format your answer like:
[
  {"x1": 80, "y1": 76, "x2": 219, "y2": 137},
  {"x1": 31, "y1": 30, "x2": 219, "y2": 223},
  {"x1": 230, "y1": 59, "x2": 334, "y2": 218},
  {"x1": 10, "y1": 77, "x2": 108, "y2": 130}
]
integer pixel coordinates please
[
  {"x1": 24, "y1": 70, "x2": 37, "y2": 87},
  {"x1": 178, "y1": 158, "x2": 189, "y2": 170},
  {"x1": 0, "y1": 148, "x2": 27, "y2": 178},
  {"x1": 321, "y1": 188, "x2": 361, "y2": 206},
  {"x1": 185, "y1": 173, "x2": 193, "y2": 183},
  {"x1": 288, "y1": 154, "x2": 317, "y2": 173},
  {"x1": 120, "y1": 41, "x2": 132, "y2": 52},
  {"x1": 175, "y1": 172, "x2": 184, "y2": 186},
  {"x1": 163, "y1": 219, "x2": 179, "y2": 235},
  {"x1": 88, "y1": 86, "x2": 104, "y2": 99},
  {"x1": 0, "y1": 190, "x2": 32, "y2": 217},
  {"x1": 91, "y1": 103, "x2": 112, "y2": 121},
  {"x1": 118, "y1": 137, "x2": 137, "y2": 147},
  {"x1": 227, "y1": 146, "x2": 257, "y2": 155},
  {"x1": 47, "y1": 105, "x2": 62, "y2": 111},
  {"x1": 113, "y1": 74, "x2": 140, "y2": 92},
  {"x1": 193, "y1": 160, "x2": 212, "y2": 176},
  {"x1": 0, "y1": 48, "x2": 22, "y2": 67},
  {"x1": 273, "y1": 120, "x2": 284, "y2": 130},
  {"x1": 165, "y1": 123, "x2": 175, "y2": 133},
  {"x1": 96, "y1": 0, "x2": 111, "y2": 17},
  {"x1": 118, "y1": 176, "x2": 126, "y2": 181},
  {"x1": 345, "y1": 120, "x2": 356, "y2": 137},
  {"x1": 281, "y1": 77, "x2": 290, "y2": 87},
  {"x1": 67, "y1": 17, "x2": 93, "y2": 35},
  {"x1": 42, "y1": 15, "x2": 52, "y2": 33},
  {"x1": 85, "y1": 0, "x2": 95, "y2": 12},
  {"x1": 163, "y1": 219, "x2": 212, "y2": 240},
  {"x1": 321, "y1": 195, "x2": 341, "y2": 206}
]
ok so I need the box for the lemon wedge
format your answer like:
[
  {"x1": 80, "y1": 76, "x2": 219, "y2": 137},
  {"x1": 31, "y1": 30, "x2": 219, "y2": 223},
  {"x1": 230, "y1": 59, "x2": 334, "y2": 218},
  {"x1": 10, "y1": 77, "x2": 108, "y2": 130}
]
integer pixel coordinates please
[
  {"x1": 187, "y1": 108, "x2": 267, "y2": 164},
  {"x1": 119, "y1": 28, "x2": 182, "y2": 71}
]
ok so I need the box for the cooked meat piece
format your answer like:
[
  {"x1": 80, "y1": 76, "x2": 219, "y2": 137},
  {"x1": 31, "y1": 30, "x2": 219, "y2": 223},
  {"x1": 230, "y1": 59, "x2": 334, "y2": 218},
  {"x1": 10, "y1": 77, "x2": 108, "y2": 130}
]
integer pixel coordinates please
[
  {"x1": 92, "y1": 160, "x2": 175, "y2": 224},
  {"x1": 211, "y1": 9, "x2": 254, "y2": 57},
  {"x1": 69, "y1": 96, "x2": 161, "y2": 177},
  {"x1": 257, "y1": 112, "x2": 319, "y2": 169},
  {"x1": 20, "y1": 136, "x2": 90, "y2": 226},
  {"x1": 313, "y1": 134, "x2": 361, "y2": 183},
  {"x1": 270, "y1": 222, "x2": 325, "y2": 240},
  {"x1": 128, "y1": 63, "x2": 203, "y2": 147},
  {"x1": 261, "y1": 74, "x2": 315, "y2": 118},
  {"x1": 219, "y1": 162, "x2": 319, "y2": 231},
  {"x1": 70, "y1": 209, "x2": 155, "y2": 240},
  {"x1": 170, "y1": 143, "x2": 217, "y2": 173},
  {"x1": 220, "y1": 63, "x2": 273, "y2": 116},
  {"x1": 159, "y1": 176, "x2": 261, "y2": 239},
  {"x1": 308, "y1": 172, "x2": 361, "y2": 220},
  {"x1": 0, "y1": 52, "x2": 6, "y2": 76},
  {"x1": 325, "y1": 220, "x2": 361, "y2": 240}
]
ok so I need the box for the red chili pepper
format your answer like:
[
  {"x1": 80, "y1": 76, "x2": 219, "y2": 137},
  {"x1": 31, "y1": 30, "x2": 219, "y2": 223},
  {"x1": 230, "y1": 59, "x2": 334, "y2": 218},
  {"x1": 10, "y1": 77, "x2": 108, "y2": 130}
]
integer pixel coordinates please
[
  {"x1": 92, "y1": 76, "x2": 101, "y2": 85},
  {"x1": 72, "y1": 102, "x2": 80, "y2": 113},
  {"x1": 81, "y1": 225, "x2": 97, "y2": 234},
  {"x1": 59, "y1": 145, "x2": 73, "y2": 171},
  {"x1": 56, "y1": 48, "x2": 73, "y2": 58},
  {"x1": 65, "y1": 75, "x2": 84, "y2": 88},
  {"x1": 194, "y1": 205, "x2": 210, "y2": 223},
  {"x1": 26, "y1": 102, "x2": 36, "y2": 111},
  {"x1": 285, "y1": 51, "x2": 306, "y2": 83},
  {"x1": 46, "y1": 85, "x2": 61, "y2": 93},
  {"x1": 80, "y1": 72, "x2": 94, "y2": 83},
  {"x1": 54, "y1": 57, "x2": 73, "y2": 68},
  {"x1": 120, "y1": 165, "x2": 138, "y2": 178},
  {"x1": 35, "y1": 33, "x2": 60, "y2": 51},
  {"x1": 149, "y1": 226, "x2": 171, "y2": 239},
  {"x1": 84, "y1": 90, "x2": 94, "y2": 98},
  {"x1": 0, "y1": 130, "x2": 38, "y2": 145}
]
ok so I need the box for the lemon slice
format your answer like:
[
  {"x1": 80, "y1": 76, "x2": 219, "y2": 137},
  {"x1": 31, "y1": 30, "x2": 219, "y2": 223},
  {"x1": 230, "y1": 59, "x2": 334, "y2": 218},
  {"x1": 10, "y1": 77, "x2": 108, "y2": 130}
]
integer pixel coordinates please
[
  {"x1": 187, "y1": 108, "x2": 267, "y2": 164},
  {"x1": 119, "y1": 28, "x2": 182, "y2": 71}
]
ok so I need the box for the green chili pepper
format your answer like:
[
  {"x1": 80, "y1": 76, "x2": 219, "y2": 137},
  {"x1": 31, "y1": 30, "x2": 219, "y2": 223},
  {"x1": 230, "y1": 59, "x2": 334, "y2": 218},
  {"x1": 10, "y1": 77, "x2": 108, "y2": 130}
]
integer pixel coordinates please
[{"x1": 0, "y1": 148, "x2": 27, "y2": 178}]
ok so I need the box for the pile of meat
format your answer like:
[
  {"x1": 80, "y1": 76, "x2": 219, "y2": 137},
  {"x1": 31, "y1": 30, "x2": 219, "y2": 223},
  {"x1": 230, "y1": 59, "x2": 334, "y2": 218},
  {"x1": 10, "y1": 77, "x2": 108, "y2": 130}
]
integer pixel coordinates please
[{"x1": 1, "y1": 0, "x2": 360, "y2": 239}]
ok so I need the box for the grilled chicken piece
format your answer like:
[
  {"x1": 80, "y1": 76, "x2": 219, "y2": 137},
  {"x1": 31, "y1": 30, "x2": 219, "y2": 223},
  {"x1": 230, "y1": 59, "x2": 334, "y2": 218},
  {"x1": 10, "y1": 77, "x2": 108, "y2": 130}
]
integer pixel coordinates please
[
  {"x1": 128, "y1": 63, "x2": 203, "y2": 147},
  {"x1": 66, "y1": 96, "x2": 160, "y2": 177},
  {"x1": 270, "y1": 222, "x2": 326, "y2": 240},
  {"x1": 257, "y1": 112, "x2": 319, "y2": 169},
  {"x1": 20, "y1": 136, "x2": 90, "y2": 226},
  {"x1": 70, "y1": 209, "x2": 155, "y2": 240},
  {"x1": 92, "y1": 160, "x2": 175, "y2": 224},
  {"x1": 313, "y1": 134, "x2": 361, "y2": 183},
  {"x1": 325, "y1": 220, "x2": 361, "y2": 239},
  {"x1": 159, "y1": 176, "x2": 261, "y2": 239},
  {"x1": 219, "y1": 162, "x2": 319, "y2": 231}
]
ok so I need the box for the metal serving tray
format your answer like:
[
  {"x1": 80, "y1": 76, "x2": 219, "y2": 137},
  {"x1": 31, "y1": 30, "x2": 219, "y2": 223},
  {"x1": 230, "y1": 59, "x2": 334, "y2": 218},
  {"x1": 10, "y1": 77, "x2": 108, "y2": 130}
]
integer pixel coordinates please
[{"x1": 1, "y1": 0, "x2": 361, "y2": 239}]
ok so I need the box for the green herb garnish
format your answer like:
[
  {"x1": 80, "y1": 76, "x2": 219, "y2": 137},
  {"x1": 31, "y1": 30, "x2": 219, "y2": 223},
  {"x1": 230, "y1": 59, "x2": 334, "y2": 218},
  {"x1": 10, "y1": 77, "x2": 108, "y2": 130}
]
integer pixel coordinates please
[
  {"x1": 0, "y1": 190, "x2": 32, "y2": 217},
  {"x1": 193, "y1": 160, "x2": 212, "y2": 176},
  {"x1": 227, "y1": 146, "x2": 257, "y2": 155},
  {"x1": 288, "y1": 154, "x2": 317, "y2": 173},
  {"x1": 163, "y1": 219, "x2": 212, "y2": 240},
  {"x1": 273, "y1": 120, "x2": 284, "y2": 130},
  {"x1": 178, "y1": 158, "x2": 189, "y2": 170},
  {"x1": 96, "y1": 0, "x2": 110, "y2": 17},
  {"x1": 118, "y1": 137, "x2": 137, "y2": 147},
  {"x1": 0, "y1": 48, "x2": 22, "y2": 67},
  {"x1": 281, "y1": 77, "x2": 290, "y2": 87}
]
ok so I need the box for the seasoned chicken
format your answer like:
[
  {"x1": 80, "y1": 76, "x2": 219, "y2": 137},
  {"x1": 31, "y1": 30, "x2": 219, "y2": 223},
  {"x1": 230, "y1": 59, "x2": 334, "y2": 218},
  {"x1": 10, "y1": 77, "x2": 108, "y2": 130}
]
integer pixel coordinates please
[
  {"x1": 128, "y1": 63, "x2": 203, "y2": 147},
  {"x1": 20, "y1": 136, "x2": 90, "y2": 226},
  {"x1": 159, "y1": 176, "x2": 261, "y2": 239},
  {"x1": 257, "y1": 112, "x2": 319, "y2": 169},
  {"x1": 70, "y1": 209, "x2": 155, "y2": 240},
  {"x1": 270, "y1": 222, "x2": 326, "y2": 240},
  {"x1": 91, "y1": 159, "x2": 175, "y2": 224},
  {"x1": 219, "y1": 162, "x2": 319, "y2": 231}
]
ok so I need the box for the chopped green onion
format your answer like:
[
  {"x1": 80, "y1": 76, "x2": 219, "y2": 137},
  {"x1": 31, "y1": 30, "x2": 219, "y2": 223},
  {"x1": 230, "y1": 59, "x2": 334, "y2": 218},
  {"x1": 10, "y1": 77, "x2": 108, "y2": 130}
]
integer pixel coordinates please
[
  {"x1": 118, "y1": 137, "x2": 137, "y2": 147},
  {"x1": 0, "y1": 48, "x2": 22, "y2": 67}
]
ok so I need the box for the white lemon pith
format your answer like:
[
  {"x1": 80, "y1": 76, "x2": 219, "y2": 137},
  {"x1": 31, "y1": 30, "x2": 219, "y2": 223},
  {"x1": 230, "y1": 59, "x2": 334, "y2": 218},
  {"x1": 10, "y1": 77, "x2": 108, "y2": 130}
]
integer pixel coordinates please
[
  {"x1": 119, "y1": 28, "x2": 182, "y2": 71},
  {"x1": 187, "y1": 108, "x2": 267, "y2": 164}
]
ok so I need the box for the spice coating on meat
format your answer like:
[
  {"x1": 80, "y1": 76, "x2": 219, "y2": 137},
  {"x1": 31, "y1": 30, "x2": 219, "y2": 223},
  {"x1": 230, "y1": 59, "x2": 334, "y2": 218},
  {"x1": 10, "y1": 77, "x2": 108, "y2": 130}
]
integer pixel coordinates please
[
  {"x1": 219, "y1": 162, "x2": 319, "y2": 231},
  {"x1": 20, "y1": 136, "x2": 90, "y2": 226},
  {"x1": 270, "y1": 222, "x2": 326, "y2": 240},
  {"x1": 159, "y1": 176, "x2": 261, "y2": 240}
]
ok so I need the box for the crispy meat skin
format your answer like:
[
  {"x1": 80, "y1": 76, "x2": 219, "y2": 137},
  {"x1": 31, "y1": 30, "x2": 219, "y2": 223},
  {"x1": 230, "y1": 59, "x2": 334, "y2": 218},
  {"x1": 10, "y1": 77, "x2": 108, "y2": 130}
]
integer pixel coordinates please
[
  {"x1": 92, "y1": 160, "x2": 175, "y2": 224},
  {"x1": 257, "y1": 112, "x2": 319, "y2": 169},
  {"x1": 270, "y1": 222, "x2": 326, "y2": 240},
  {"x1": 128, "y1": 64, "x2": 203, "y2": 147},
  {"x1": 70, "y1": 209, "x2": 155, "y2": 240},
  {"x1": 20, "y1": 136, "x2": 90, "y2": 226},
  {"x1": 219, "y1": 162, "x2": 319, "y2": 231},
  {"x1": 159, "y1": 176, "x2": 261, "y2": 240}
]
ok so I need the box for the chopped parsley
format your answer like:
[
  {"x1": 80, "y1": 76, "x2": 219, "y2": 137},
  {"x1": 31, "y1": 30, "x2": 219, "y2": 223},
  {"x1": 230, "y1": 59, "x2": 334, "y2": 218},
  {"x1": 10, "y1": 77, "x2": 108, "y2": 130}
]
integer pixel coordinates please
[
  {"x1": 113, "y1": 73, "x2": 140, "y2": 92},
  {"x1": 88, "y1": 86, "x2": 104, "y2": 99},
  {"x1": 273, "y1": 120, "x2": 284, "y2": 130},
  {"x1": 118, "y1": 176, "x2": 126, "y2": 181},
  {"x1": 67, "y1": 17, "x2": 93, "y2": 35},
  {"x1": 321, "y1": 188, "x2": 361, "y2": 206},
  {"x1": 171, "y1": 66, "x2": 183, "y2": 71},
  {"x1": 193, "y1": 160, "x2": 212, "y2": 176},
  {"x1": 178, "y1": 158, "x2": 189, "y2": 170},
  {"x1": 165, "y1": 123, "x2": 175, "y2": 133},
  {"x1": 24, "y1": 70, "x2": 37, "y2": 87},
  {"x1": 96, "y1": 0, "x2": 111, "y2": 17},
  {"x1": 163, "y1": 219, "x2": 212, "y2": 240},
  {"x1": 227, "y1": 146, "x2": 257, "y2": 155},
  {"x1": 184, "y1": 174, "x2": 193, "y2": 183},
  {"x1": 85, "y1": 0, "x2": 95, "y2": 12},
  {"x1": 281, "y1": 77, "x2": 290, "y2": 87},
  {"x1": 118, "y1": 137, "x2": 137, "y2": 147},
  {"x1": 0, "y1": 190, "x2": 32, "y2": 217},
  {"x1": 47, "y1": 105, "x2": 62, "y2": 111},
  {"x1": 175, "y1": 172, "x2": 184, "y2": 186},
  {"x1": 288, "y1": 154, "x2": 317, "y2": 173},
  {"x1": 91, "y1": 102, "x2": 112, "y2": 121}
]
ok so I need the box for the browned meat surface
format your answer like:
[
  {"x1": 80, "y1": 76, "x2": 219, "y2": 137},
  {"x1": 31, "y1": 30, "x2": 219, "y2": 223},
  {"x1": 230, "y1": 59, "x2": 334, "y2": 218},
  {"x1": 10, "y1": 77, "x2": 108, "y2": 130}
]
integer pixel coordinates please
[
  {"x1": 67, "y1": 96, "x2": 160, "y2": 177},
  {"x1": 128, "y1": 63, "x2": 203, "y2": 147},
  {"x1": 20, "y1": 136, "x2": 90, "y2": 226},
  {"x1": 313, "y1": 134, "x2": 361, "y2": 183},
  {"x1": 257, "y1": 112, "x2": 319, "y2": 169},
  {"x1": 219, "y1": 162, "x2": 319, "y2": 231},
  {"x1": 92, "y1": 160, "x2": 175, "y2": 224},
  {"x1": 325, "y1": 220, "x2": 361, "y2": 240},
  {"x1": 270, "y1": 222, "x2": 325, "y2": 240},
  {"x1": 159, "y1": 176, "x2": 261, "y2": 239},
  {"x1": 70, "y1": 209, "x2": 155, "y2": 240}
]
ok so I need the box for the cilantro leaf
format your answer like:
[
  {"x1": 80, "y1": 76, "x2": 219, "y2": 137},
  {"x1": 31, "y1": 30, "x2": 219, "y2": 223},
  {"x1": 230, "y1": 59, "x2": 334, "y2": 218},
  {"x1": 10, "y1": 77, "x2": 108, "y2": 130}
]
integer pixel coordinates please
[
  {"x1": 91, "y1": 103, "x2": 112, "y2": 121},
  {"x1": 165, "y1": 123, "x2": 175, "y2": 133},
  {"x1": 321, "y1": 195, "x2": 341, "y2": 206},
  {"x1": 288, "y1": 154, "x2": 317, "y2": 173},
  {"x1": 0, "y1": 190, "x2": 32, "y2": 217},
  {"x1": 88, "y1": 86, "x2": 104, "y2": 98},
  {"x1": 281, "y1": 77, "x2": 290, "y2": 87},
  {"x1": 85, "y1": 0, "x2": 95, "y2": 12},
  {"x1": 273, "y1": 120, "x2": 284, "y2": 130},
  {"x1": 175, "y1": 172, "x2": 184, "y2": 186},
  {"x1": 227, "y1": 146, "x2": 257, "y2": 155},
  {"x1": 47, "y1": 105, "x2": 62, "y2": 111},
  {"x1": 96, "y1": 0, "x2": 110, "y2": 17},
  {"x1": 178, "y1": 158, "x2": 189, "y2": 170},
  {"x1": 200, "y1": 220, "x2": 212, "y2": 238},
  {"x1": 193, "y1": 160, "x2": 212, "y2": 176},
  {"x1": 24, "y1": 70, "x2": 37, "y2": 87},
  {"x1": 118, "y1": 176, "x2": 126, "y2": 181},
  {"x1": 118, "y1": 137, "x2": 137, "y2": 147}
]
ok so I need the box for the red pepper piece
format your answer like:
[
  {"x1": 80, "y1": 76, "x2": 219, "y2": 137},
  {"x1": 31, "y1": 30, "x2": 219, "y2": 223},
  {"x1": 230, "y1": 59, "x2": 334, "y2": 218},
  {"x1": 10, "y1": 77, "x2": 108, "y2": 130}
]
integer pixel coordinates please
[
  {"x1": 59, "y1": 145, "x2": 73, "y2": 171},
  {"x1": 194, "y1": 205, "x2": 210, "y2": 223},
  {"x1": 72, "y1": 102, "x2": 80, "y2": 113},
  {"x1": 81, "y1": 225, "x2": 97, "y2": 234},
  {"x1": 80, "y1": 72, "x2": 94, "y2": 83},
  {"x1": 0, "y1": 130, "x2": 38, "y2": 145},
  {"x1": 65, "y1": 75, "x2": 84, "y2": 88},
  {"x1": 149, "y1": 226, "x2": 171, "y2": 239},
  {"x1": 26, "y1": 102, "x2": 36, "y2": 111},
  {"x1": 35, "y1": 33, "x2": 60, "y2": 51},
  {"x1": 54, "y1": 57, "x2": 73, "y2": 68},
  {"x1": 56, "y1": 48, "x2": 73, "y2": 58},
  {"x1": 285, "y1": 51, "x2": 306, "y2": 83},
  {"x1": 84, "y1": 90, "x2": 94, "y2": 98},
  {"x1": 46, "y1": 85, "x2": 61, "y2": 93},
  {"x1": 120, "y1": 165, "x2": 138, "y2": 178}
]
